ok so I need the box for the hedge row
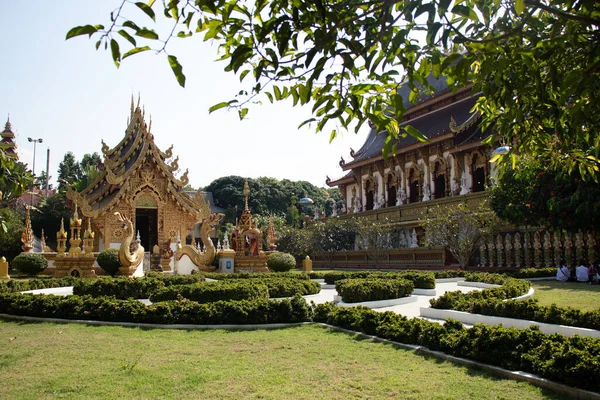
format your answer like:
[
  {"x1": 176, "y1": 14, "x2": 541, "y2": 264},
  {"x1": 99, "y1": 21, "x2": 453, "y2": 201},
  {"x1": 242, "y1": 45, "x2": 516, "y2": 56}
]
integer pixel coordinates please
[
  {"x1": 145, "y1": 272, "x2": 206, "y2": 286},
  {"x1": 264, "y1": 279, "x2": 321, "y2": 298},
  {"x1": 429, "y1": 276, "x2": 531, "y2": 309},
  {"x1": 313, "y1": 304, "x2": 600, "y2": 392},
  {"x1": 0, "y1": 292, "x2": 312, "y2": 325},
  {"x1": 335, "y1": 278, "x2": 414, "y2": 303},
  {"x1": 203, "y1": 272, "x2": 310, "y2": 281},
  {"x1": 0, "y1": 277, "x2": 80, "y2": 293},
  {"x1": 323, "y1": 271, "x2": 435, "y2": 289},
  {"x1": 149, "y1": 281, "x2": 269, "y2": 303},
  {"x1": 73, "y1": 277, "x2": 166, "y2": 299}
]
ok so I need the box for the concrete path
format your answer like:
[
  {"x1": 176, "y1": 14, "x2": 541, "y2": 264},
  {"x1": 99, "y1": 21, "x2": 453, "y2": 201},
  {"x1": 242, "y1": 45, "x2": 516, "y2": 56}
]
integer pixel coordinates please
[{"x1": 20, "y1": 280, "x2": 482, "y2": 320}]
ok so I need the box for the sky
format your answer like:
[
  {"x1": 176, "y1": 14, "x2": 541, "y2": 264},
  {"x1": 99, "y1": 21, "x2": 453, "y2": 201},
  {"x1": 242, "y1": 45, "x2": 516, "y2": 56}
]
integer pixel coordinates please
[{"x1": 0, "y1": 1, "x2": 366, "y2": 190}]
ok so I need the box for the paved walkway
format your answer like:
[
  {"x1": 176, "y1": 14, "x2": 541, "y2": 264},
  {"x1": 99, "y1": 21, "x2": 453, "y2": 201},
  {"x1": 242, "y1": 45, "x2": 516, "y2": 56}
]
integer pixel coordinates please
[{"x1": 22, "y1": 280, "x2": 482, "y2": 320}]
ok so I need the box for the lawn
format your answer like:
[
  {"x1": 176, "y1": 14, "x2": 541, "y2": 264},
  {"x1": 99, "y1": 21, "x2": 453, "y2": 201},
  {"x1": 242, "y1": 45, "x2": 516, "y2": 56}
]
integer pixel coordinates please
[
  {"x1": 531, "y1": 280, "x2": 600, "y2": 312},
  {"x1": 0, "y1": 320, "x2": 563, "y2": 399}
]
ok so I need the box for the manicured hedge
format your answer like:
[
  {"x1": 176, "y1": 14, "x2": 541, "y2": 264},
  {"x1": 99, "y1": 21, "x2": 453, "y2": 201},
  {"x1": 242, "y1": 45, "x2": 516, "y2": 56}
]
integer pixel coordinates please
[
  {"x1": 264, "y1": 279, "x2": 321, "y2": 298},
  {"x1": 503, "y1": 267, "x2": 556, "y2": 279},
  {"x1": 0, "y1": 292, "x2": 312, "y2": 325},
  {"x1": 335, "y1": 278, "x2": 414, "y2": 303},
  {"x1": 313, "y1": 304, "x2": 600, "y2": 393},
  {"x1": 145, "y1": 272, "x2": 206, "y2": 286},
  {"x1": 149, "y1": 281, "x2": 269, "y2": 303},
  {"x1": 267, "y1": 252, "x2": 296, "y2": 272},
  {"x1": 324, "y1": 271, "x2": 434, "y2": 289},
  {"x1": 0, "y1": 277, "x2": 80, "y2": 293},
  {"x1": 73, "y1": 277, "x2": 165, "y2": 299},
  {"x1": 429, "y1": 276, "x2": 530, "y2": 309},
  {"x1": 307, "y1": 271, "x2": 327, "y2": 279},
  {"x1": 203, "y1": 272, "x2": 310, "y2": 281},
  {"x1": 11, "y1": 253, "x2": 48, "y2": 275}
]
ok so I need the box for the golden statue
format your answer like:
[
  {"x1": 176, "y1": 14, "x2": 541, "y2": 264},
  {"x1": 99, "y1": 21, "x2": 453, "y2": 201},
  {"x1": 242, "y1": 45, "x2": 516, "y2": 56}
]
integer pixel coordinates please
[
  {"x1": 21, "y1": 206, "x2": 34, "y2": 252},
  {"x1": 114, "y1": 212, "x2": 145, "y2": 275},
  {"x1": 177, "y1": 213, "x2": 224, "y2": 270}
]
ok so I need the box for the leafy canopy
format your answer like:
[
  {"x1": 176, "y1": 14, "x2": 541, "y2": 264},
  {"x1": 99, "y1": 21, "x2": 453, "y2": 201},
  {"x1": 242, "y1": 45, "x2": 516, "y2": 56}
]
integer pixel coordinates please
[{"x1": 68, "y1": 0, "x2": 600, "y2": 176}]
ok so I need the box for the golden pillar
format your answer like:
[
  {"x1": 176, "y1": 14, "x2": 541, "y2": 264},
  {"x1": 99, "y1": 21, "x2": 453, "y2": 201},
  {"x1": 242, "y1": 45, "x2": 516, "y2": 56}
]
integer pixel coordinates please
[{"x1": 0, "y1": 257, "x2": 9, "y2": 280}]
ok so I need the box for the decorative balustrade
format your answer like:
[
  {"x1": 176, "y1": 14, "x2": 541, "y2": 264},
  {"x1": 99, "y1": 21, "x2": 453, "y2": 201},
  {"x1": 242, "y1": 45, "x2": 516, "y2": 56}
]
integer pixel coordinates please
[{"x1": 312, "y1": 247, "x2": 450, "y2": 269}]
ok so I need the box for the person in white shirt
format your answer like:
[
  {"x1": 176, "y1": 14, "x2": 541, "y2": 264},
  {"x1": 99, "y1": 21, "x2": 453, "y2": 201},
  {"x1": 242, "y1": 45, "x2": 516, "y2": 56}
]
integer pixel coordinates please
[
  {"x1": 556, "y1": 261, "x2": 570, "y2": 282},
  {"x1": 576, "y1": 260, "x2": 589, "y2": 282}
]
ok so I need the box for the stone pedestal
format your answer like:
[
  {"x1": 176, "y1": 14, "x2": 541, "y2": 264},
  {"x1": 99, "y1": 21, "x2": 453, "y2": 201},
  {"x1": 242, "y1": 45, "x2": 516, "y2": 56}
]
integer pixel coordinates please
[
  {"x1": 53, "y1": 254, "x2": 97, "y2": 278},
  {"x1": 234, "y1": 254, "x2": 269, "y2": 273},
  {"x1": 0, "y1": 257, "x2": 10, "y2": 280},
  {"x1": 218, "y1": 249, "x2": 236, "y2": 273},
  {"x1": 302, "y1": 256, "x2": 313, "y2": 272}
]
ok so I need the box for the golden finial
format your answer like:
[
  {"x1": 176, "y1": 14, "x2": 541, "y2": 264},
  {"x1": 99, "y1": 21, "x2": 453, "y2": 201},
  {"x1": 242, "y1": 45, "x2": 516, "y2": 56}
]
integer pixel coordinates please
[
  {"x1": 20, "y1": 206, "x2": 34, "y2": 252},
  {"x1": 130, "y1": 94, "x2": 135, "y2": 117},
  {"x1": 4, "y1": 114, "x2": 11, "y2": 131},
  {"x1": 137, "y1": 92, "x2": 141, "y2": 110},
  {"x1": 243, "y1": 180, "x2": 250, "y2": 210},
  {"x1": 148, "y1": 115, "x2": 152, "y2": 133}
]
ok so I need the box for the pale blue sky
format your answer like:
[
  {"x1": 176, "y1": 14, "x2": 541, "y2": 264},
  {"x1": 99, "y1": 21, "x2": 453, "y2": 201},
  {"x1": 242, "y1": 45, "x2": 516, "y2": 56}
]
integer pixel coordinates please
[{"x1": 0, "y1": 1, "x2": 366, "y2": 189}]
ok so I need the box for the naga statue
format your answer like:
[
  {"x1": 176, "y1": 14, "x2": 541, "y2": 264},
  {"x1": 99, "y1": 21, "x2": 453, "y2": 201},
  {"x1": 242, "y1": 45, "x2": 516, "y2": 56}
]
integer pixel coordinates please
[
  {"x1": 114, "y1": 212, "x2": 145, "y2": 276},
  {"x1": 177, "y1": 213, "x2": 224, "y2": 271}
]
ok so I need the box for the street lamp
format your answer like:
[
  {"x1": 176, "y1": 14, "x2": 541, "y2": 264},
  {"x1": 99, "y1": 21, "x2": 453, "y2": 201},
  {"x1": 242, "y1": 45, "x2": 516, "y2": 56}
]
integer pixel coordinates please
[{"x1": 28, "y1": 137, "x2": 43, "y2": 204}]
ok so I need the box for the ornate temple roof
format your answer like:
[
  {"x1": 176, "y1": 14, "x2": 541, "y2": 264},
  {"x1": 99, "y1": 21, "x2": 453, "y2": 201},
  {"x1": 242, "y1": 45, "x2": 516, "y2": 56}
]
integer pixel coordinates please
[
  {"x1": 67, "y1": 97, "x2": 209, "y2": 221},
  {"x1": 1, "y1": 116, "x2": 18, "y2": 158}
]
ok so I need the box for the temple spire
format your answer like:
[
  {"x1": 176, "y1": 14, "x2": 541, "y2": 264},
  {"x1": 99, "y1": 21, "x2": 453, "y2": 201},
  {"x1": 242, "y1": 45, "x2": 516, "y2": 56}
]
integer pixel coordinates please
[
  {"x1": 243, "y1": 180, "x2": 250, "y2": 211},
  {"x1": 130, "y1": 94, "x2": 134, "y2": 118}
]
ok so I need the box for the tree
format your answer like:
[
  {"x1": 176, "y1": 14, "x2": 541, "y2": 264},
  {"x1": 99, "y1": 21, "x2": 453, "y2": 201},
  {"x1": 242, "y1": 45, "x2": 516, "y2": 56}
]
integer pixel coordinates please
[
  {"x1": 35, "y1": 171, "x2": 53, "y2": 191},
  {"x1": 356, "y1": 218, "x2": 394, "y2": 267},
  {"x1": 57, "y1": 152, "x2": 81, "y2": 191},
  {"x1": 0, "y1": 208, "x2": 25, "y2": 262},
  {"x1": 423, "y1": 201, "x2": 499, "y2": 269},
  {"x1": 69, "y1": 0, "x2": 600, "y2": 178},
  {"x1": 31, "y1": 193, "x2": 71, "y2": 249},
  {"x1": 490, "y1": 157, "x2": 600, "y2": 231},
  {"x1": 0, "y1": 148, "x2": 33, "y2": 207}
]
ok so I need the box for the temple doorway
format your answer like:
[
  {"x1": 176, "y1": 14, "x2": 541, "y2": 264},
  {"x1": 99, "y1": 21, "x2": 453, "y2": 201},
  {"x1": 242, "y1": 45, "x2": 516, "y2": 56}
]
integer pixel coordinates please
[
  {"x1": 386, "y1": 175, "x2": 397, "y2": 207},
  {"x1": 434, "y1": 174, "x2": 446, "y2": 199},
  {"x1": 135, "y1": 208, "x2": 158, "y2": 251},
  {"x1": 472, "y1": 167, "x2": 486, "y2": 192}
]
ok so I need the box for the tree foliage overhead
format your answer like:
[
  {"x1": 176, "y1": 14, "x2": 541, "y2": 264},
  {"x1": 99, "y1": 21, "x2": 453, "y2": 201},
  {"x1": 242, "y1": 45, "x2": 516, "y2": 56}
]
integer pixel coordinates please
[
  {"x1": 0, "y1": 148, "x2": 33, "y2": 207},
  {"x1": 69, "y1": 0, "x2": 600, "y2": 176}
]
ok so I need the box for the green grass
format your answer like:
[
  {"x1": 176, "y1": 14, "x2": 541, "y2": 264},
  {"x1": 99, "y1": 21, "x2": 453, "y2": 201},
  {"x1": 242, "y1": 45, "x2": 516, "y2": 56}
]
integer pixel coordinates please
[
  {"x1": 531, "y1": 280, "x2": 600, "y2": 312},
  {"x1": 0, "y1": 321, "x2": 563, "y2": 399}
]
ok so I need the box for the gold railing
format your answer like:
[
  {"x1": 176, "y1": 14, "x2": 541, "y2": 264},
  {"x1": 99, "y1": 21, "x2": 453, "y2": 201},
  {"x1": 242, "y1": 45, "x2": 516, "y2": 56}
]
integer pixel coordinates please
[
  {"x1": 334, "y1": 191, "x2": 489, "y2": 226},
  {"x1": 312, "y1": 247, "x2": 450, "y2": 269}
]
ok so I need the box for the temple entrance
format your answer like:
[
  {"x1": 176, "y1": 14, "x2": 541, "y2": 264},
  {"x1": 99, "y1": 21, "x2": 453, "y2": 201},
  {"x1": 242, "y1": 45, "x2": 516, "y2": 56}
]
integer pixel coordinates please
[
  {"x1": 434, "y1": 174, "x2": 446, "y2": 199},
  {"x1": 472, "y1": 167, "x2": 486, "y2": 192},
  {"x1": 386, "y1": 175, "x2": 397, "y2": 207},
  {"x1": 135, "y1": 208, "x2": 158, "y2": 251},
  {"x1": 365, "y1": 191, "x2": 374, "y2": 210},
  {"x1": 409, "y1": 180, "x2": 419, "y2": 203}
]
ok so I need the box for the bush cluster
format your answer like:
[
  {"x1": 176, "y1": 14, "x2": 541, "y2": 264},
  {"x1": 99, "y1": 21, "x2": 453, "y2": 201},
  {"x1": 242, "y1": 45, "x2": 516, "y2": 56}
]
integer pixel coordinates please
[
  {"x1": 313, "y1": 305, "x2": 600, "y2": 393},
  {"x1": 335, "y1": 278, "x2": 414, "y2": 303},
  {"x1": 0, "y1": 277, "x2": 79, "y2": 293},
  {"x1": 95, "y1": 248, "x2": 121, "y2": 276},
  {"x1": 11, "y1": 253, "x2": 48, "y2": 276},
  {"x1": 149, "y1": 281, "x2": 269, "y2": 303},
  {"x1": 430, "y1": 276, "x2": 530, "y2": 309},
  {"x1": 203, "y1": 271, "x2": 309, "y2": 281},
  {"x1": 145, "y1": 272, "x2": 206, "y2": 286},
  {"x1": 73, "y1": 277, "x2": 165, "y2": 299},
  {"x1": 0, "y1": 292, "x2": 312, "y2": 325},
  {"x1": 323, "y1": 271, "x2": 435, "y2": 289},
  {"x1": 264, "y1": 279, "x2": 321, "y2": 298},
  {"x1": 307, "y1": 271, "x2": 327, "y2": 279},
  {"x1": 267, "y1": 252, "x2": 296, "y2": 272}
]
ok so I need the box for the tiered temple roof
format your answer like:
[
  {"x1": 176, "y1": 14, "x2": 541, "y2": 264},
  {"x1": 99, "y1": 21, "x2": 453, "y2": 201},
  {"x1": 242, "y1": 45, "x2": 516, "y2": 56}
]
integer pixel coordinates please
[
  {"x1": 67, "y1": 97, "x2": 209, "y2": 221},
  {"x1": 1, "y1": 116, "x2": 18, "y2": 158}
]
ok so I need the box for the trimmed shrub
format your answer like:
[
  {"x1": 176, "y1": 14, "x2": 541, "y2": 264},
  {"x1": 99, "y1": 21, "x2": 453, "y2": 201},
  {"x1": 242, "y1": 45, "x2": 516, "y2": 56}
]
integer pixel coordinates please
[
  {"x1": 0, "y1": 292, "x2": 312, "y2": 325},
  {"x1": 0, "y1": 277, "x2": 79, "y2": 293},
  {"x1": 145, "y1": 271, "x2": 206, "y2": 286},
  {"x1": 72, "y1": 277, "x2": 165, "y2": 299},
  {"x1": 203, "y1": 271, "x2": 310, "y2": 281},
  {"x1": 149, "y1": 281, "x2": 269, "y2": 303},
  {"x1": 95, "y1": 248, "x2": 121, "y2": 276},
  {"x1": 265, "y1": 279, "x2": 321, "y2": 298},
  {"x1": 267, "y1": 252, "x2": 296, "y2": 272},
  {"x1": 11, "y1": 253, "x2": 47, "y2": 276},
  {"x1": 308, "y1": 271, "x2": 327, "y2": 280},
  {"x1": 324, "y1": 271, "x2": 435, "y2": 289},
  {"x1": 336, "y1": 278, "x2": 414, "y2": 303}
]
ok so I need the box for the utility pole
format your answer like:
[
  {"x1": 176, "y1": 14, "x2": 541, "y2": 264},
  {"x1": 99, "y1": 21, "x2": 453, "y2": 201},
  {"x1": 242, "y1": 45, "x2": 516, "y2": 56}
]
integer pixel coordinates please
[{"x1": 45, "y1": 148, "x2": 50, "y2": 197}]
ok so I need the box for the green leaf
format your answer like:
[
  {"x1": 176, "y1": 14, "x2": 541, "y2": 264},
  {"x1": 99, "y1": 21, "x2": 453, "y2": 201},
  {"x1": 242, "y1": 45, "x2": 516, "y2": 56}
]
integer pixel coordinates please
[
  {"x1": 66, "y1": 25, "x2": 103, "y2": 40},
  {"x1": 110, "y1": 39, "x2": 121, "y2": 67},
  {"x1": 238, "y1": 108, "x2": 248, "y2": 120},
  {"x1": 167, "y1": 55, "x2": 186, "y2": 87},
  {"x1": 135, "y1": 2, "x2": 156, "y2": 21},
  {"x1": 329, "y1": 130, "x2": 337, "y2": 144},
  {"x1": 209, "y1": 102, "x2": 229, "y2": 113},
  {"x1": 515, "y1": 0, "x2": 525, "y2": 15},
  {"x1": 404, "y1": 125, "x2": 428, "y2": 142},
  {"x1": 298, "y1": 118, "x2": 317, "y2": 129},
  {"x1": 118, "y1": 30, "x2": 137, "y2": 46},
  {"x1": 136, "y1": 28, "x2": 159, "y2": 40},
  {"x1": 122, "y1": 46, "x2": 151, "y2": 59}
]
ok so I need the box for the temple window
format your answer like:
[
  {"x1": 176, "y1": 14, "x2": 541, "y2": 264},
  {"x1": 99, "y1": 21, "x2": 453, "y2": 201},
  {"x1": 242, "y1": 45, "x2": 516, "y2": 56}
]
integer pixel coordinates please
[
  {"x1": 408, "y1": 169, "x2": 419, "y2": 203},
  {"x1": 386, "y1": 174, "x2": 397, "y2": 207}
]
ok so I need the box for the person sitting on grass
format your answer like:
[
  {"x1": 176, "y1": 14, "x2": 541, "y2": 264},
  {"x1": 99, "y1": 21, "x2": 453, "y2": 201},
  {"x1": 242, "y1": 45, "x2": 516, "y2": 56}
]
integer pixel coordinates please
[
  {"x1": 576, "y1": 260, "x2": 589, "y2": 282},
  {"x1": 556, "y1": 260, "x2": 571, "y2": 282}
]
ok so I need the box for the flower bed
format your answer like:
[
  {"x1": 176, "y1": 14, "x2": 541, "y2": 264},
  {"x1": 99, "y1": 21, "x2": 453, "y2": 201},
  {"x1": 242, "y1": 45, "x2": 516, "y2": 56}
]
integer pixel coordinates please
[{"x1": 335, "y1": 278, "x2": 414, "y2": 303}]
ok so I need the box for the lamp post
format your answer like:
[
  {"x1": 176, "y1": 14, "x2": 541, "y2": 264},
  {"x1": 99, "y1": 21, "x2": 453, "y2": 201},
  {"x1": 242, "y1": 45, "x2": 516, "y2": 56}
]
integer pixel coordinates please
[{"x1": 28, "y1": 137, "x2": 43, "y2": 205}]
